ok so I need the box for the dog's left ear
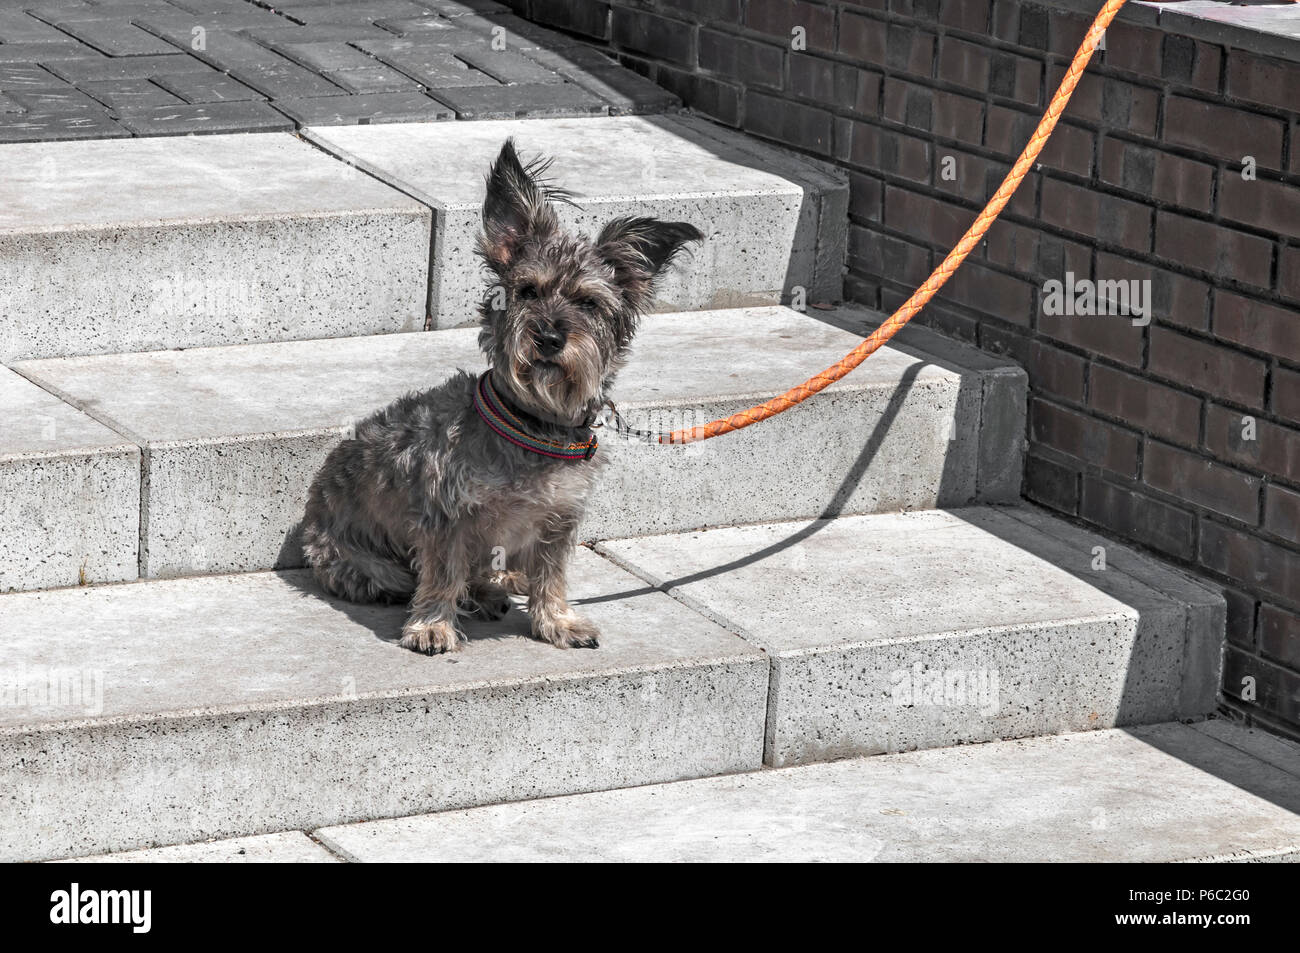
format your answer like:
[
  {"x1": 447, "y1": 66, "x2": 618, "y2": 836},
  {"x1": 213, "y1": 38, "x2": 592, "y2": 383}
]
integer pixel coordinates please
[
  {"x1": 597, "y1": 217, "x2": 704, "y2": 311},
  {"x1": 477, "y1": 138, "x2": 573, "y2": 274}
]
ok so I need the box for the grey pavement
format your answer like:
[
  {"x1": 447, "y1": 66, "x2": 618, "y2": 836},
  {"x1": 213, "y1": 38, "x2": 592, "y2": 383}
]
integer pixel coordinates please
[{"x1": 0, "y1": 0, "x2": 677, "y2": 142}]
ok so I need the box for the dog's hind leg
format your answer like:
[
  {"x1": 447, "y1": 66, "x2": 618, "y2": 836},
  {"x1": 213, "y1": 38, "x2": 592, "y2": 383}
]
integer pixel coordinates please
[{"x1": 304, "y1": 527, "x2": 415, "y2": 605}]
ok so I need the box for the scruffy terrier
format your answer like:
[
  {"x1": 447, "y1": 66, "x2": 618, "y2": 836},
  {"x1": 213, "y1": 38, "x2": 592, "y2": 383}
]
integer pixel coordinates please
[{"x1": 301, "y1": 139, "x2": 702, "y2": 654}]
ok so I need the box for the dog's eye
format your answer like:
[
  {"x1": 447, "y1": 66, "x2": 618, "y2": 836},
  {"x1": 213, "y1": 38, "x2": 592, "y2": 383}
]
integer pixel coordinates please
[
  {"x1": 517, "y1": 284, "x2": 538, "y2": 300},
  {"x1": 578, "y1": 298, "x2": 598, "y2": 312}
]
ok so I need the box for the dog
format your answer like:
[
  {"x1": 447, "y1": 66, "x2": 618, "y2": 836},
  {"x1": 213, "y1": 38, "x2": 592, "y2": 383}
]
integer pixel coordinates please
[{"x1": 301, "y1": 139, "x2": 703, "y2": 654}]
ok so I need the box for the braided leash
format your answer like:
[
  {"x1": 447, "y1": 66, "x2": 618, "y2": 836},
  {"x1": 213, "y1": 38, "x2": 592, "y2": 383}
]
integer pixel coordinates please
[{"x1": 653, "y1": 0, "x2": 1127, "y2": 445}]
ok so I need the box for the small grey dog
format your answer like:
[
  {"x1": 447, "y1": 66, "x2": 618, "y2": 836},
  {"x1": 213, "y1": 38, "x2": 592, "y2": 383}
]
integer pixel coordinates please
[{"x1": 301, "y1": 139, "x2": 702, "y2": 654}]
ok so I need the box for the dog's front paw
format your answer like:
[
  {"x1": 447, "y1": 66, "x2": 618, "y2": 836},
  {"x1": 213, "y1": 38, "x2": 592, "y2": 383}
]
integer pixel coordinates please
[
  {"x1": 531, "y1": 611, "x2": 600, "y2": 649},
  {"x1": 399, "y1": 618, "x2": 461, "y2": 654}
]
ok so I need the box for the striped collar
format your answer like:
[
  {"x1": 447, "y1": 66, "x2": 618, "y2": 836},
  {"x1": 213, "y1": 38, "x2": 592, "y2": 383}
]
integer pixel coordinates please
[{"x1": 473, "y1": 371, "x2": 598, "y2": 462}]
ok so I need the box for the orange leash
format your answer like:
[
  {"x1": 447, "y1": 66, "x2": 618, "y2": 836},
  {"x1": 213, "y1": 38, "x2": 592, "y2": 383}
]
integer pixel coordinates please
[{"x1": 661, "y1": 0, "x2": 1127, "y2": 444}]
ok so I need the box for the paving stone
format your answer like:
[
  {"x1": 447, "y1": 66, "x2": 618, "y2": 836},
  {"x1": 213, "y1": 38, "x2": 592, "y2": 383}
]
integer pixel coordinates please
[
  {"x1": 114, "y1": 98, "x2": 293, "y2": 133},
  {"x1": 273, "y1": 90, "x2": 450, "y2": 124},
  {"x1": 373, "y1": 14, "x2": 461, "y2": 35},
  {"x1": 0, "y1": 553, "x2": 767, "y2": 861},
  {"x1": 0, "y1": 109, "x2": 126, "y2": 141},
  {"x1": 81, "y1": 77, "x2": 186, "y2": 110},
  {"x1": 355, "y1": 26, "x2": 498, "y2": 56},
  {"x1": 280, "y1": 1, "x2": 430, "y2": 24},
  {"x1": 273, "y1": 40, "x2": 381, "y2": 72},
  {"x1": 0, "y1": 367, "x2": 139, "y2": 593},
  {"x1": 316, "y1": 723, "x2": 1300, "y2": 863},
  {"x1": 226, "y1": 62, "x2": 347, "y2": 99},
  {"x1": 33, "y1": 2, "x2": 179, "y2": 24},
  {"x1": 0, "y1": 92, "x2": 23, "y2": 113},
  {"x1": 456, "y1": 46, "x2": 565, "y2": 85},
  {"x1": 321, "y1": 64, "x2": 419, "y2": 94},
  {"x1": 48, "y1": 17, "x2": 181, "y2": 56},
  {"x1": 152, "y1": 69, "x2": 266, "y2": 102},
  {"x1": 237, "y1": 22, "x2": 395, "y2": 45},
  {"x1": 8, "y1": 85, "x2": 105, "y2": 113},
  {"x1": 0, "y1": 64, "x2": 69, "y2": 89},
  {"x1": 522, "y1": 44, "x2": 619, "y2": 72},
  {"x1": 135, "y1": 24, "x2": 282, "y2": 71},
  {"x1": 429, "y1": 80, "x2": 606, "y2": 118},
  {"x1": 0, "y1": 43, "x2": 106, "y2": 62},
  {"x1": 43, "y1": 53, "x2": 210, "y2": 82},
  {"x1": 360, "y1": 43, "x2": 497, "y2": 86},
  {"x1": 0, "y1": 10, "x2": 78, "y2": 43},
  {"x1": 565, "y1": 65, "x2": 682, "y2": 115},
  {"x1": 417, "y1": 0, "x2": 508, "y2": 15}
]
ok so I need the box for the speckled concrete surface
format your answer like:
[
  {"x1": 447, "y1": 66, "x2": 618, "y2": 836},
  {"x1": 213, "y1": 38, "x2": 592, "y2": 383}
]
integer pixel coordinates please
[
  {"x1": 56, "y1": 832, "x2": 339, "y2": 864},
  {"x1": 0, "y1": 367, "x2": 138, "y2": 592},
  {"x1": 598, "y1": 506, "x2": 1225, "y2": 766},
  {"x1": 0, "y1": 548, "x2": 767, "y2": 861},
  {"x1": 15, "y1": 304, "x2": 1021, "y2": 577},
  {"x1": 0, "y1": 133, "x2": 430, "y2": 361},
  {"x1": 311, "y1": 722, "x2": 1300, "y2": 863},
  {"x1": 303, "y1": 115, "x2": 848, "y2": 326}
]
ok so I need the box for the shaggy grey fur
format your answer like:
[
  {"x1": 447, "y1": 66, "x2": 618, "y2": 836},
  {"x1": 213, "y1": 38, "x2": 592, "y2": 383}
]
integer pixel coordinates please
[{"x1": 301, "y1": 139, "x2": 703, "y2": 653}]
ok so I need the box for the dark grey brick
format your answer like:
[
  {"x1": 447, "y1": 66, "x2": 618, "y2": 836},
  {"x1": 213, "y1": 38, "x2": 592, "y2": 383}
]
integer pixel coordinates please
[
  {"x1": 272, "y1": 89, "x2": 452, "y2": 124},
  {"x1": 415, "y1": 0, "x2": 508, "y2": 15},
  {"x1": 373, "y1": 15, "x2": 460, "y2": 36},
  {"x1": 359, "y1": 42, "x2": 497, "y2": 86},
  {"x1": 153, "y1": 70, "x2": 267, "y2": 102},
  {"x1": 134, "y1": 25, "x2": 282, "y2": 70},
  {"x1": 274, "y1": 41, "x2": 381, "y2": 72},
  {"x1": 528, "y1": 0, "x2": 609, "y2": 40},
  {"x1": 456, "y1": 47, "x2": 564, "y2": 85},
  {"x1": 286, "y1": 1, "x2": 431, "y2": 25},
  {"x1": 0, "y1": 10, "x2": 74, "y2": 43},
  {"x1": 355, "y1": 27, "x2": 491, "y2": 57},
  {"x1": 430, "y1": 80, "x2": 606, "y2": 118},
  {"x1": 169, "y1": 0, "x2": 272, "y2": 12},
  {"x1": 227, "y1": 63, "x2": 347, "y2": 99},
  {"x1": 114, "y1": 99, "x2": 294, "y2": 135},
  {"x1": 81, "y1": 77, "x2": 186, "y2": 110},
  {"x1": 0, "y1": 109, "x2": 127, "y2": 141},
  {"x1": 31, "y1": 3, "x2": 177, "y2": 24},
  {"x1": 0, "y1": 64, "x2": 70, "y2": 89},
  {"x1": 45, "y1": 53, "x2": 210, "y2": 83},
  {"x1": 0, "y1": 92, "x2": 24, "y2": 113},
  {"x1": 522, "y1": 45, "x2": 618, "y2": 73},
  {"x1": 239, "y1": 23, "x2": 395, "y2": 45},
  {"x1": 452, "y1": 13, "x2": 584, "y2": 51},
  {"x1": 565, "y1": 66, "x2": 679, "y2": 115},
  {"x1": 9, "y1": 85, "x2": 105, "y2": 112},
  {"x1": 322, "y1": 64, "x2": 420, "y2": 93},
  {"x1": 48, "y1": 17, "x2": 181, "y2": 56},
  {"x1": 280, "y1": 2, "x2": 430, "y2": 25},
  {"x1": 0, "y1": 43, "x2": 107, "y2": 62}
]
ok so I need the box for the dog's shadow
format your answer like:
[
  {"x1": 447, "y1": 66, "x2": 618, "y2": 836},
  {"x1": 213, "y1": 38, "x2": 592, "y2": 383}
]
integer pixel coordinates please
[{"x1": 278, "y1": 566, "x2": 535, "y2": 650}]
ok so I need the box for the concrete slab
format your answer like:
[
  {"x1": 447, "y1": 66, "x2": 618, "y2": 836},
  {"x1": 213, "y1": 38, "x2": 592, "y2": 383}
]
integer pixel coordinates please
[
  {"x1": 0, "y1": 367, "x2": 138, "y2": 592},
  {"x1": 0, "y1": 132, "x2": 430, "y2": 360},
  {"x1": 315, "y1": 723, "x2": 1300, "y2": 862},
  {"x1": 598, "y1": 507, "x2": 1225, "y2": 765},
  {"x1": 56, "y1": 832, "x2": 339, "y2": 864},
  {"x1": 302, "y1": 115, "x2": 848, "y2": 327},
  {"x1": 15, "y1": 305, "x2": 1019, "y2": 578},
  {"x1": 0, "y1": 549, "x2": 767, "y2": 861}
]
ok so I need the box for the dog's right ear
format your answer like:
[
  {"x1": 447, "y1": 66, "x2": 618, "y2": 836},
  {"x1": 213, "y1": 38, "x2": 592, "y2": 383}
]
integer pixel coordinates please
[{"x1": 477, "y1": 138, "x2": 569, "y2": 275}]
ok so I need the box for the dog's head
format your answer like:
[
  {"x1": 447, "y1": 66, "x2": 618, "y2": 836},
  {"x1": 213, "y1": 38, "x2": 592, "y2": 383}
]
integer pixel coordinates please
[{"x1": 476, "y1": 138, "x2": 703, "y2": 424}]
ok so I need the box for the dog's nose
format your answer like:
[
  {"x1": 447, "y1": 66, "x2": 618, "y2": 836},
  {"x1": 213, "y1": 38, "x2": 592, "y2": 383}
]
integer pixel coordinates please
[{"x1": 534, "y1": 327, "x2": 566, "y2": 358}]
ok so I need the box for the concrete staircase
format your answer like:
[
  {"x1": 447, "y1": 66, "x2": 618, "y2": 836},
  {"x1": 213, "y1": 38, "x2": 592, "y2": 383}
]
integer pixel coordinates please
[{"x1": 0, "y1": 115, "x2": 1228, "y2": 862}]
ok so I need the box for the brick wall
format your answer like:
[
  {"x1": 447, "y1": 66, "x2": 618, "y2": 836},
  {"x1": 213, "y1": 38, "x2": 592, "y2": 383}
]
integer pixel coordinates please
[{"x1": 509, "y1": 0, "x2": 1300, "y2": 740}]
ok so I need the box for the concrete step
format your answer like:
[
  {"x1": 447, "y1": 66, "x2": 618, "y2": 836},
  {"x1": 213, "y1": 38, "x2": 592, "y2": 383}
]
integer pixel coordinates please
[
  {"x1": 0, "y1": 548, "x2": 768, "y2": 862},
  {"x1": 597, "y1": 505, "x2": 1225, "y2": 766},
  {"x1": 11, "y1": 304, "x2": 1025, "y2": 581},
  {"x1": 0, "y1": 132, "x2": 431, "y2": 362},
  {"x1": 0, "y1": 367, "x2": 138, "y2": 593},
  {"x1": 57, "y1": 721, "x2": 1300, "y2": 863},
  {"x1": 303, "y1": 114, "x2": 848, "y2": 328},
  {"x1": 312, "y1": 722, "x2": 1300, "y2": 863}
]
